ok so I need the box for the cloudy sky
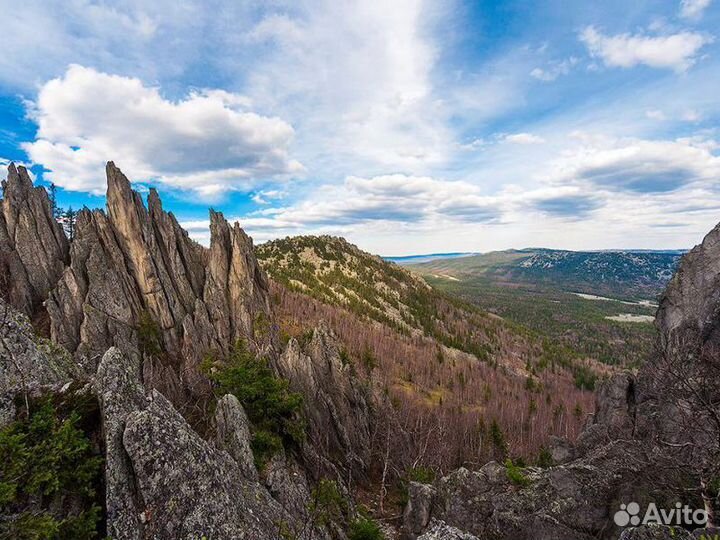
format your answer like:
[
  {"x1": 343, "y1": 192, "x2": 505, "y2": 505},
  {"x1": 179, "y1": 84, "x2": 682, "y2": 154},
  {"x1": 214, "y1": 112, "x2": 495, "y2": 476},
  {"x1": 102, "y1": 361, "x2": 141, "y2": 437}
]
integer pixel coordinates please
[{"x1": 0, "y1": 0, "x2": 718, "y2": 255}]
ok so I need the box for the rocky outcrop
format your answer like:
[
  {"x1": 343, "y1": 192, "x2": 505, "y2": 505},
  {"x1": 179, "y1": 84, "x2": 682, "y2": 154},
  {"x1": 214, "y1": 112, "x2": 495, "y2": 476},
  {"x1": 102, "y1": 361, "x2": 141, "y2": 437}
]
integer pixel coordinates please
[
  {"x1": 213, "y1": 394, "x2": 258, "y2": 481},
  {"x1": 96, "y1": 347, "x2": 148, "y2": 539},
  {"x1": 47, "y1": 162, "x2": 272, "y2": 404},
  {"x1": 276, "y1": 325, "x2": 376, "y2": 480},
  {"x1": 0, "y1": 164, "x2": 68, "y2": 316},
  {"x1": 96, "y1": 346, "x2": 323, "y2": 540},
  {"x1": 0, "y1": 297, "x2": 76, "y2": 424},
  {"x1": 619, "y1": 525, "x2": 692, "y2": 539},
  {"x1": 404, "y1": 219, "x2": 720, "y2": 540},
  {"x1": 417, "y1": 520, "x2": 479, "y2": 540},
  {"x1": 656, "y1": 221, "x2": 720, "y2": 353},
  {"x1": 403, "y1": 482, "x2": 436, "y2": 537}
]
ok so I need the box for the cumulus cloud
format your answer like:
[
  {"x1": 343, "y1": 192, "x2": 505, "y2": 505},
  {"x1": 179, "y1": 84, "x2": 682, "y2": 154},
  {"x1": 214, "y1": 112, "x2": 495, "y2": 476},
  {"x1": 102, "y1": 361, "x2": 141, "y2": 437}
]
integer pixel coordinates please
[
  {"x1": 580, "y1": 26, "x2": 712, "y2": 72},
  {"x1": 22, "y1": 65, "x2": 303, "y2": 196},
  {"x1": 547, "y1": 136, "x2": 720, "y2": 193},
  {"x1": 680, "y1": 0, "x2": 713, "y2": 19},
  {"x1": 503, "y1": 133, "x2": 546, "y2": 144},
  {"x1": 182, "y1": 173, "x2": 503, "y2": 242}
]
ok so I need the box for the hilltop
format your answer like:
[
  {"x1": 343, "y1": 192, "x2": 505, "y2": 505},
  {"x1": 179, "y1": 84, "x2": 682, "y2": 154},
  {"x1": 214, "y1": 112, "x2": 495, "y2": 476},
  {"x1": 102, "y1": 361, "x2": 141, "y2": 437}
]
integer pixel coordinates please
[{"x1": 257, "y1": 235, "x2": 500, "y2": 356}]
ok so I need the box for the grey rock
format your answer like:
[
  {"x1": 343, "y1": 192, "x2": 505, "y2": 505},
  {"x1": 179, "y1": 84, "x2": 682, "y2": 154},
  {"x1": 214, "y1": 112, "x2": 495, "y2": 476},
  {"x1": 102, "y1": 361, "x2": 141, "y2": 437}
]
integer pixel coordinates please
[
  {"x1": 48, "y1": 162, "x2": 273, "y2": 407},
  {"x1": 0, "y1": 164, "x2": 68, "y2": 315},
  {"x1": 403, "y1": 482, "x2": 437, "y2": 536},
  {"x1": 656, "y1": 220, "x2": 720, "y2": 352},
  {"x1": 576, "y1": 372, "x2": 636, "y2": 452},
  {"x1": 96, "y1": 345, "x2": 325, "y2": 540},
  {"x1": 264, "y1": 452, "x2": 315, "y2": 526},
  {"x1": 214, "y1": 393, "x2": 258, "y2": 481},
  {"x1": 96, "y1": 347, "x2": 148, "y2": 540},
  {"x1": 417, "y1": 519, "x2": 479, "y2": 540},
  {"x1": 693, "y1": 527, "x2": 720, "y2": 538},
  {"x1": 620, "y1": 525, "x2": 693, "y2": 539},
  {"x1": 0, "y1": 297, "x2": 76, "y2": 424},
  {"x1": 124, "y1": 390, "x2": 291, "y2": 539},
  {"x1": 276, "y1": 325, "x2": 375, "y2": 479},
  {"x1": 547, "y1": 436, "x2": 574, "y2": 464}
]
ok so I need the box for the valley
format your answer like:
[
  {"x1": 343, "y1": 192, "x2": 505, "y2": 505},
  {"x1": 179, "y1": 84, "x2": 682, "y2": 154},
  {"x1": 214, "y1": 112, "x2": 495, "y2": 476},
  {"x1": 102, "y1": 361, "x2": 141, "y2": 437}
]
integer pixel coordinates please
[{"x1": 400, "y1": 248, "x2": 683, "y2": 366}]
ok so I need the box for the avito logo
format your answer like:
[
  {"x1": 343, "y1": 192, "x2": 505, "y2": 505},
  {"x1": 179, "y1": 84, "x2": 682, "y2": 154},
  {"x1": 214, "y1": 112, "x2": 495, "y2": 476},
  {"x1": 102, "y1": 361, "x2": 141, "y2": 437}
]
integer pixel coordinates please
[{"x1": 614, "y1": 501, "x2": 707, "y2": 528}]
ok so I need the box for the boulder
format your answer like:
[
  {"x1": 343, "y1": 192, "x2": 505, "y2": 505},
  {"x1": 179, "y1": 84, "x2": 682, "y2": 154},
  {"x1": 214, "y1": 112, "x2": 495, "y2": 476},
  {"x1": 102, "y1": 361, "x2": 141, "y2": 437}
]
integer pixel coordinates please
[{"x1": 417, "y1": 519, "x2": 479, "y2": 540}]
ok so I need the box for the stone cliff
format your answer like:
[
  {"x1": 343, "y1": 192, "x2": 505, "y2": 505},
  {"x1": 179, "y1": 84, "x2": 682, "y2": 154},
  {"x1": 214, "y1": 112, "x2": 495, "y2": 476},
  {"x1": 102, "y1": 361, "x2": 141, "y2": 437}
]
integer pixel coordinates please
[{"x1": 0, "y1": 162, "x2": 377, "y2": 539}]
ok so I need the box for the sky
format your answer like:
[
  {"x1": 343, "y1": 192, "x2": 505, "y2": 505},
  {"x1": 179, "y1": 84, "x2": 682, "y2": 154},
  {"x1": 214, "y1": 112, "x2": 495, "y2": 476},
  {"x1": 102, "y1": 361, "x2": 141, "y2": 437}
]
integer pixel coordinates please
[{"x1": 0, "y1": 0, "x2": 719, "y2": 256}]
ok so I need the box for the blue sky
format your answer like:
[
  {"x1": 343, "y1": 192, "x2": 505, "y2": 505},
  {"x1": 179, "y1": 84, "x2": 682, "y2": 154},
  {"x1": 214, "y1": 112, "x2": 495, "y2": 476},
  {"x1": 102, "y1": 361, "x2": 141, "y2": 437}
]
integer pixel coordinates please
[{"x1": 0, "y1": 0, "x2": 718, "y2": 255}]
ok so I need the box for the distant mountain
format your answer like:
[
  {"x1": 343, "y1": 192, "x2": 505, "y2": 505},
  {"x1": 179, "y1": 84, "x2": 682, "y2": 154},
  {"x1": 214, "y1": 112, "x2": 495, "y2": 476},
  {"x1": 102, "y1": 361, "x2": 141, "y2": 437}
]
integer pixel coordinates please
[
  {"x1": 383, "y1": 252, "x2": 477, "y2": 264},
  {"x1": 402, "y1": 248, "x2": 684, "y2": 300}
]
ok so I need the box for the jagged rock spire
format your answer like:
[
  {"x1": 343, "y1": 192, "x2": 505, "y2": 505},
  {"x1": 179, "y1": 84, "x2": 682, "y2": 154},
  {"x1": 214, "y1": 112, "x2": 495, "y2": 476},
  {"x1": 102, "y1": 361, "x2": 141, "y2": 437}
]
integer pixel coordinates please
[
  {"x1": 46, "y1": 162, "x2": 273, "y2": 405},
  {"x1": 0, "y1": 163, "x2": 69, "y2": 316}
]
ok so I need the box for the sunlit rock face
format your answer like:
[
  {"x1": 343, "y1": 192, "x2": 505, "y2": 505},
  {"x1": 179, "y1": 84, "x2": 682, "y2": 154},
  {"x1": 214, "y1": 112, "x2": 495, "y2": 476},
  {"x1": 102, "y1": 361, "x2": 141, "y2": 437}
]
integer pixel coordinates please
[{"x1": 45, "y1": 162, "x2": 273, "y2": 404}]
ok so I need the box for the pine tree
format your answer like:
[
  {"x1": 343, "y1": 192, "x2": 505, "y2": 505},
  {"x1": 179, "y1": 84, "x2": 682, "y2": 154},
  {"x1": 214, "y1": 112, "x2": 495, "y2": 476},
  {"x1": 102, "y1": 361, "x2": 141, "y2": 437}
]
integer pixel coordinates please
[{"x1": 63, "y1": 207, "x2": 78, "y2": 241}]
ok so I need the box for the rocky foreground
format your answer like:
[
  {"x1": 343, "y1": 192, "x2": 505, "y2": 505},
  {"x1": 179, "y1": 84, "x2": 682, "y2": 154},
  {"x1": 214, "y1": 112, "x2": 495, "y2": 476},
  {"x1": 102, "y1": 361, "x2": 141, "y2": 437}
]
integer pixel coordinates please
[{"x1": 1, "y1": 162, "x2": 720, "y2": 539}]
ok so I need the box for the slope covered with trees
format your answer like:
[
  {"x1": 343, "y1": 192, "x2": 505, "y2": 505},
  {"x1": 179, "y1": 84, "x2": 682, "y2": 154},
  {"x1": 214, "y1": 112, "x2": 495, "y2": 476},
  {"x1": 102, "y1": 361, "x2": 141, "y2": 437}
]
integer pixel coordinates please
[{"x1": 258, "y1": 236, "x2": 601, "y2": 479}]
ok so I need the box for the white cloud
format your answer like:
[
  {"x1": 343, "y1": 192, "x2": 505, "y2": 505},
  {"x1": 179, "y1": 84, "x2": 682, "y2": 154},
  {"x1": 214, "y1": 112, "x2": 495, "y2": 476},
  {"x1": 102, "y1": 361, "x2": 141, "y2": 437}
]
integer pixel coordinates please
[
  {"x1": 185, "y1": 174, "x2": 504, "y2": 239},
  {"x1": 530, "y1": 57, "x2": 578, "y2": 81},
  {"x1": 251, "y1": 189, "x2": 286, "y2": 205},
  {"x1": 680, "y1": 0, "x2": 713, "y2": 19},
  {"x1": 503, "y1": 133, "x2": 546, "y2": 144},
  {"x1": 546, "y1": 136, "x2": 720, "y2": 193},
  {"x1": 580, "y1": 26, "x2": 712, "y2": 72},
  {"x1": 22, "y1": 65, "x2": 303, "y2": 196},
  {"x1": 239, "y1": 0, "x2": 453, "y2": 173},
  {"x1": 458, "y1": 138, "x2": 488, "y2": 151},
  {"x1": 682, "y1": 109, "x2": 702, "y2": 122}
]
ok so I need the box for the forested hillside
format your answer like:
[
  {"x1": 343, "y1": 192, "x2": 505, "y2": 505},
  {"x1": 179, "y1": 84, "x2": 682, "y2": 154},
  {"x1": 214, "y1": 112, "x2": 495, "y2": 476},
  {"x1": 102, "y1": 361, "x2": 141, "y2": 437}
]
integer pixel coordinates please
[{"x1": 258, "y1": 235, "x2": 601, "y2": 474}]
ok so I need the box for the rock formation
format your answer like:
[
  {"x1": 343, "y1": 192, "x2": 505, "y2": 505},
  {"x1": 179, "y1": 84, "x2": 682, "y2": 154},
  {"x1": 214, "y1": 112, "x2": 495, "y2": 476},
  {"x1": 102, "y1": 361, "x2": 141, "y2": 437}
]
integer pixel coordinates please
[
  {"x1": 46, "y1": 162, "x2": 273, "y2": 404},
  {"x1": 276, "y1": 325, "x2": 376, "y2": 481},
  {"x1": 0, "y1": 164, "x2": 68, "y2": 317},
  {"x1": 96, "y1": 346, "x2": 323, "y2": 540},
  {"x1": 3, "y1": 157, "x2": 719, "y2": 539},
  {"x1": 0, "y1": 296, "x2": 76, "y2": 425}
]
